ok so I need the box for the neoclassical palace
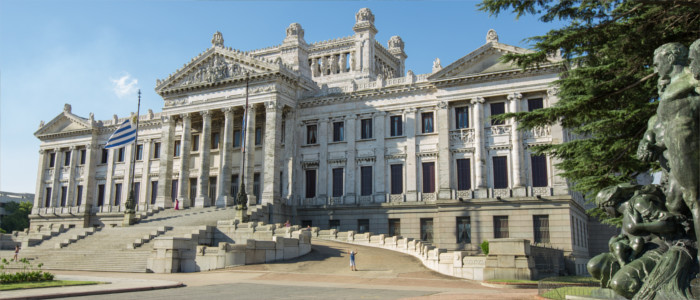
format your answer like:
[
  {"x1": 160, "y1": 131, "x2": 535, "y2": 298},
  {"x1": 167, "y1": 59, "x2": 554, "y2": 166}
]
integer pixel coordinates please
[{"x1": 31, "y1": 8, "x2": 600, "y2": 274}]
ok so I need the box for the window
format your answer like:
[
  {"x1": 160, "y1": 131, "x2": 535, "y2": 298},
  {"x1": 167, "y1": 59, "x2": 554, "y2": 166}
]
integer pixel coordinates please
[
  {"x1": 101, "y1": 149, "x2": 108, "y2": 164},
  {"x1": 49, "y1": 152, "x2": 56, "y2": 167},
  {"x1": 329, "y1": 220, "x2": 340, "y2": 230},
  {"x1": 174, "y1": 141, "x2": 181, "y2": 157},
  {"x1": 150, "y1": 181, "x2": 158, "y2": 205},
  {"x1": 114, "y1": 183, "x2": 122, "y2": 205},
  {"x1": 457, "y1": 217, "x2": 471, "y2": 243},
  {"x1": 421, "y1": 112, "x2": 434, "y2": 133},
  {"x1": 492, "y1": 156, "x2": 508, "y2": 189},
  {"x1": 357, "y1": 219, "x2": 369, "y2": 233},
  {"x1": 153, "y1": 142, "x2": 161, "y2": 159},
  {"x1": 456, "y1": 159, "x2": 471, "y2": 191},
  {"x1": 332, "y1": 122, "x2": 344, "y2": 142},
  {"x1": 332, "y1": 168, "x2": 343, "y2": 197},
  {"x1": 76, "y1": 185, "x2": 83, "y2": 206},
  {"x1": 117, "y1": 147, "x2": 125, "y2": 163},
  {"x1": 305, "y1": 169, "x2": 316, "y2": 198},
  {"x1": 528, "y1": 98, "x2": 543, "y2": 111},
  {"x1": 390, "y1": 116, "x2": 403, "y2": 136},
  {"x1": 361, "y1": 119, "x2": 372, "y2": 139},
  {"x1": 189, "y1": 178, "x2": 197, "y2": 202},
  {"x1": 533, "y1": 215, "x2": 550, "y2": 244},
  {"x1": 97, "y1": 184, "x2": 105, "y2": 206},
  {"x1": 171, "y1": 179, "x2": 178, "y2": 202},
  {"x1": 60, "y1": 186, "x2": 67, "y2": 207},
  {"x1": 192, "y1": 135, "x2": 200, "y2": 151},
  {"x1": 133, "y1": 182, "x2": 140, "y2": 204},
  {"x1": 389, "y1": 218, "x2": 401, "y2": 236},
  {"x1": 455, "y1": 107, "x2": 469, "y2": 129},
  {"x1": 254, "y1": 128, "x2": 262, "y2": 146},
  {"x1": 209, "y1": 177, "x2": 217, "y2": 200},
  {"x1": 45, "y1": 187, "x2": 52, "y2": 207},
  {"x1": 420, "y1": 218, "x2": 434, "y2": 243},
  {"x1": 233, "y1": 130, "x2": 242, "y2": 148},
  {"x1": 361, "y1": 166, "x2": 372, "y2": 196},
  {"x1": 531, "y1": 155, "x2": 548, "y2": 187},
  {"x1": 306, "y1": 125, "x2": 317, "y2": 144},
  {"x1": 390, "y1": 164, "x2": 403, "y2": 194},
  {"x1": 422, "y1": 162, "x2": 435, "y2": 193},
  {"x1": 281, "y1": 121, "x2": 286, "y2": 144},
  {"x1": 231, "y1": 175, "x2": 239, "y2": 197},
  {"x1": 136, "y1": 144, "x2": 143, "y2": 161},
  {"x1": 212, "y1": 132, "x2": 221, "y2": 149},
  {"x1": 490, "y1": 102, "x2": 505, "y2": 125},
  {"x1": 64, "y1": 151, "x2": 71, "y2": 166},
  {"x1": 494, "y1": 216, "x2": 509, "y2": 238},
  {"x1": 253, "y1": 173, "x2": 260, "y2": 203},
  {"x1": 80, "y1": 149, "x2": 86, "y2": 165}
]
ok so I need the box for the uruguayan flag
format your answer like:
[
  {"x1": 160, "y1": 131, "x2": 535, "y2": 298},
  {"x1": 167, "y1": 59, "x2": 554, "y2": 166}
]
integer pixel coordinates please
[{"x1": 104, "y1": 119, "x2": 136, "y2": 149}]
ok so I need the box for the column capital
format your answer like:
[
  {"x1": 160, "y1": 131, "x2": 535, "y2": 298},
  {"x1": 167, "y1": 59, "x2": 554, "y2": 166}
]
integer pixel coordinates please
[
  {"x1": 264, "y1": 101, "x2": 280, "y2": 112},
  {"x1": 373, "y1": 111, "x2": 386, "y2": 117},
  {"x1": 346, "y1": 114, "x2": 357, "y2": 120},
  {"x1": 162, "y1": 115, "x2": 175, "y2": 124},
  {"x1": 200, "y1": 110, "x2": 211, "y2": 118},
  {"x1": 39, "y1": 149, "x2": 46, "y2": 155},
  {"x1": 180, "y1": 113, "x2": 191, "y2": 120},
  {"x1": 69, "y1": 145, "x2": 77, "y2": 150},
  {"x1": 507, "y1": 92, "x2": 522, "y2": 102},
  {"x1": 54, "y1": 147, "x2": 61, "y2": 152},
  {"x1": 547, "y1": 87, "x2": 559, "y2": 97},
  {"x1": 471, "y1": 97, "x2": 485, "y2": 105},
  {"x1": 221, "y1": 107, "x2": 234, "y2": 114},
  {"x1": 319, "y1": 117, "x2": 329, "y2": 123},
  {"x1": 437, "y1": 100, "x2": 448, "y2": 110}
]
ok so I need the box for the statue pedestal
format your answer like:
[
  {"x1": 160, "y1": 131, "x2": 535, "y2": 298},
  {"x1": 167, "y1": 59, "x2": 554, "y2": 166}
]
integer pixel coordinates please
[
  {"x1": 235, "y1": 208, "x2": 249, "y2": 223},
  {"x1": 122, "y1": 212, "x2": 136, "y2": 227}
]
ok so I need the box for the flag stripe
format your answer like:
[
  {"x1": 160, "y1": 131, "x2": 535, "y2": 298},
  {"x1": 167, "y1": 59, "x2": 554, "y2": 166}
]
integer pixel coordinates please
[{"x1": 104, "y1": 120, "x2": 137, "y2": 149}]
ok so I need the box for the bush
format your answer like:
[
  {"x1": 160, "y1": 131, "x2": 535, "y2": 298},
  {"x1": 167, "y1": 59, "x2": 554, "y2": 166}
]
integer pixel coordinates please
[
  {"x1": 0, "y1": 257, "x2": 54, "y2": 284},
  {"x1": 480, "y1": 240, "x2": 489, "y2": 255}
]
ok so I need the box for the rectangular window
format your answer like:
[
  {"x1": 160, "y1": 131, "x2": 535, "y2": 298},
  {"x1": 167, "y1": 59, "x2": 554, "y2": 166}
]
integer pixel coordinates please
[
  {"x1": 60, "y1": 186, "x2": 67, "y2": 207},
  {"x1": 192, "y1": 135, "x2": 200, "y2": 152},
  {"x1": 455, "y1": 107, "x2": 469, "y2": 129},
  {"x1": 528, "y1": 98, "x2": 543, "y2": 112},
  {"x1": 153, "y1": 142, "x2": 161, "y2": 159},
  {"x1": 253, "y1": 173, "x2": 261, "y2": 203},
  {"x1": 390, "y1": 164, "x2": 403, "y2": 194},
  {"x1": 45, "y1": 187, "x2": 52, "y2": 207},
  {"x1": 150, "y1": 181, "x2": 158, "y2": 205},
  {"x1": 420, "y1": 218, "x2": 434, "y2": 243},
  {"x1": 531, "y1": 155, "x2": 548, "y2": 187},
  {"x1": 490, "y1": 102, "x2": 505, "y2": 125},
  {"x1": 171, "y1": 179, "x2": 178, "y2": 202},
  {"x1": 357, "y1": 219, "x2": 369, "y2": 234},
  {"x1": 305, "y1": 169, "x2": 316, "y2": 198},
  {"x1": 255, "y1": 128, "x2": 262, "y2": 146},
  {"x1": 76, "y1": 185, "x2": 83, "y2": 206},
  {"x1": 174, "y1": 140, "x2": 181, "y2": 157},
  {"x1": 101, "y1": 149, "x2": 108, "y2": 164},
  {"x1": 494, "y1": 216, "x2": 509, "y2": 238},
  {"x1": 329, "y1": 220, "x2": 340, "y2": 230},
  {"x1": 189, "y1": 178, "x2": 197, "y2": 202},
  {"x1": 281, "y1": 121, "x2": 286, "y2": 144},
  {"x1": 117, "y1": 147, "x2": 125, "y2": 162},
  {"x1": 533, "y1": 215, "x2": 550, "y2": 244},
  {"x1": 421, "y1": 112, "x2": 434, "y2": 133},
  {"x1": 361, "y1": 166, "x2": 372, "y2": 196},
  {"x1": 233, "y1": 130, "x2": 242, "y2": 148},
  {"x1": 64, "y1": 151, "x2": 71, "y2": 166},
  {"x1": 114, "y1": 183, "x2": 122, "y2": 205},
  {"x1": 457, "y1": 217, "x2": 471, "y2": 243},
  {"x1": 390, "y1": 116, "x2": 403, "y2": 137},
  {"x1": 422, "y1": 162, "x2": 435, "y2": 193},
  {"x1": 97, "y1": 184, "x2": 105, "y2": 206},
  {"x1": 80, "y1": 149, "x2": 86, "y2": 165},
  {"x1": 332, "y1": 168, "x2": 343, "y2": 197},
  {"x1": 209, "y1": 176, "x2": 217, "y2": 200},
  {"x1": 389, "y1": 218, "x2": 401, "y2": 236},
  {"x1": 231, "y1": 175, "x2": 239, "y2": 197},
  {"x1": 456, "y1": 159, "x2": 471, "y2": 191},
  {"x1": 212, "y1": 132, "x2": 221, "y2": 149},
  {"x1": 332, "y1": 122, "x2": 344, "y2": 142},
  {"x1": 306, "y1": 125, "x2": 317, "y2": 144},
  {"x1": 361, "y1": 119, "x2": 373, "y2": 139},
  {"x1": 133, "y1": 182, "x2": 140, "y2": 204},
  {"x1": 136, "y1": 144, "x2": 143, "y2": 161},
  {"x1": 492, "y1": 156, "x2": 508, "y2": 189},
  {"x1": 49, "y1": 152, "x2": 56, "y2": 167}
]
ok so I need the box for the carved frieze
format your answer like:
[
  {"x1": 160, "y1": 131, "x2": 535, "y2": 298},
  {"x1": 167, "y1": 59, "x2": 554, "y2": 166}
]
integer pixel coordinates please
[
  {"x1": 450, "y1": 129, "x2": 475, "y2": 143},
  {"x1": 174, "y1": 54, "x2": 253, "y2": 88}
]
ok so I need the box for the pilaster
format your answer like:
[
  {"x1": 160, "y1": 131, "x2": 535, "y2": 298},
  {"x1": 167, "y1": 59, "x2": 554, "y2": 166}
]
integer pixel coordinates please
[
  {"x1": 66, "y1": 146, "x2": 79, "y2": 206},
  {"x1": 243, "y1": 105, "x2": 257, "y2": 203},
  {"x1": 471, "y1": 97, "x2": 487, "y2": 191},
  {"x1": 282, "y1": 109, "x2": 295, "y2": 200},
  {"x1": 373, "y1": 111, "x2": 386, "y2": 202},
  {"x1": 261, "y1": 101, "x2": 281, "y2": 205},
  {"x1": 33, "y1": 149, "x2": 47, "y2": 210},
  {"x1": 404, "y1": 108, "x2": 418, "y2": 201},
  {"x1": 178, "y1": 114, "x2": 192, "y2": 208},
  {"x1": 436, "y1": 101, "x2": 451, "y2": 200},
  {"x1": 104, "y1": 146, "x2": 115, "y2": 208},
  {"x1": 156, "y1": 116, "x2": 175, "y2": 208},
  {"x1": 83, "y1": 139, "x2": 97, "y2": 209},
  {"x1": 139, "y1": 139, "x2": 152, "y2": 209},
  {"x1": 317, "y1": 117, "x2": 329, "y2": 203},
  {"x1": 123, "y1": 142, "x2": 135, "y2": 208},
  {"x1": 217, "y1": 109, "x2": 234, "y2": 207},
  {"x1": 508, "y1": 92, "x2": 524, "y2": 189},
  {"x1": 196, "y1": 110, "x2": 212, "y2": 207},
  {"x1": 344, "y1": 115, "x2": 357, "y2": 204}
]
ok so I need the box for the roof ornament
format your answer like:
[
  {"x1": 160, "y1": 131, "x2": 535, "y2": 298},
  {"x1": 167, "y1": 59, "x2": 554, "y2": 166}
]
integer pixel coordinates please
[
  {"x1": 63, "y1": 103, "x2": 72, "y2": 113},
  {"x1": 432, "y1": 58, "x2": 442, "y2": 73},
  {"x1": 388, "y1": 36, "x2": 404, "y2": 51},
  {"x1": 355, "y1": 8, "x2": 375, "y2": 25},
  {"x1": 286, "y1": 23, "x2": 304, "y2": 39},
  {"x1": 486, "y1": 29, "x2": 499, "y2": 44},
  {"x1": 212, "y1": 31, "x2": 224, "y2": 48}
]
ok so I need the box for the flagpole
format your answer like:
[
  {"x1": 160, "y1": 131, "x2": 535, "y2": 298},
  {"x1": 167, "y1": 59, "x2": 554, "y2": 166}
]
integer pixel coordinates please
[
  {"x1": 123, "y1": 90, "x2": 141, "y2": 225},
  {"x1": 236, "y1": 73, "x2": 249, "y2": 217}
]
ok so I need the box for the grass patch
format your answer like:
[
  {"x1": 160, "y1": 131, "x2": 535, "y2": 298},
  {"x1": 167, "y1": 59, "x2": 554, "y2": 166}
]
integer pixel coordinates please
[
  {"x1": 0, "y1": 280, "x2": 101, "y2": 291},
  {"x1": 540, "y1": 276, "x2": 598, "y2": 284},
  {"x1": 485, "y1": 279, "x2": 538, "y2": 284},
  {"x1": 540, "y1": 286, "x2": 598, "y2": 300}
]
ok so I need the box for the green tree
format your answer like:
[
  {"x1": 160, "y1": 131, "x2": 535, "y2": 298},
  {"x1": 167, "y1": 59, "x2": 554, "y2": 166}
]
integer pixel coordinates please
[
  {"x1": 478, "y1": 0, "x2": 700, "y2": 223},
  {"x1": 1, "y1": 202, "x2": 32, "y2": 233}
]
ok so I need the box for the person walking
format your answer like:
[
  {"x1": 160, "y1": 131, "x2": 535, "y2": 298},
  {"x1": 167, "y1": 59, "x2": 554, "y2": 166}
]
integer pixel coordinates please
[
  {"x1": 348, "y1": 249, "x2": 358, "y2": 271},
  {"x1": 13, "y1": 244, "x2": 20, "y2": 261}
]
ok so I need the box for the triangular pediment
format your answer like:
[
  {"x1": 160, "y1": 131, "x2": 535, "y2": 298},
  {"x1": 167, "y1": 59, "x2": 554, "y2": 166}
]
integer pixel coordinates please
[
  {"x1": 155, "y1": 47, "x2": 284, "y2": 95},
  {"x1": 429, "y1": 42, "x2": 536, "y2": 80},
  {"x1": 35, "y1": 110, "x2": 93, "y2": 138}
]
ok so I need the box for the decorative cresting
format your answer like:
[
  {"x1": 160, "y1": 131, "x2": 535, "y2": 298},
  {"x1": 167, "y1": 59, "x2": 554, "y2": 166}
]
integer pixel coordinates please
[
  {"x1": 286, "y1": 23, "x2": 304, "y2": 39},
  {"x1": 355, "y1": 7, "x2": 375, "y2": 25},
  {"x1": 486, "y1": 29, "x2": 499, "y2": 44},
  {"x1": 211, "y1": 31, "x2": 224, "y2": 48},
  {"x1": 388, "y1": 36, "x2": 404, "y2": 51}
]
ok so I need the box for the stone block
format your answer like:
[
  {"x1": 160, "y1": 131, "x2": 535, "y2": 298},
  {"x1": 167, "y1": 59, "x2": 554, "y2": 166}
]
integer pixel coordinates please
[
  {"x1": 473, "y1": 188, "x2": 488, "y2": 199},
  {"x1": 515, "y1": 257, "x2": 532, "y2": 268},
  {"x1": 497, "y1": 255, "x2": 516, "y2": 268},
  {"x1": 511, "y1": 187, "x2": 527, "y2": 197},
  {"x1": 485, "y1": 257, "x2": 498, "y2": 268},
  {"x1": 265, "y1": 249, "x2": 276, "y2": 262},
  {"x1": 488, "y1": 238, "x2": 530, "y2": 256},
  {"x1": 283, "y1": 246, "x2": 299, "y2": 259}
]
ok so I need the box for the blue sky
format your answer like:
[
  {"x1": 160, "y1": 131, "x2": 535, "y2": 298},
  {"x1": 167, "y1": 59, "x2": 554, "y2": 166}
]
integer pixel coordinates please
[{"x1": 0, "y1": 0, "x2": 565, "y2": 194}]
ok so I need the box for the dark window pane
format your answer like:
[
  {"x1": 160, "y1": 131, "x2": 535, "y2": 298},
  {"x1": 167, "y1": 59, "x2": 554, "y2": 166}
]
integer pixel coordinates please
[
  {"x1": 490, "y1": 103, "x2": 505, "y2": 125},
  {"x1": 45, "y1": 187, "x2": 52, "y2": 207},
  {"x1": 101, "y1": 149, "x2": 108, "y2": 164},
  {"x1": 361, "y1": 166, "x2": 372, "y2": 196},
  {"x1": 531, "y1": 155, "x2": 548, "y2": 187},
  {"x1": 231, "y1": 175, "x2": 239, "y2": 197},
  {"x1": 455, "y1": 107, "x2": 469, "y2": 129},
  {"x1": 189, "y1": 178, "x2": 197, "y2": 203},
  {"x1": 420, "y1": 218, "x2": 433, "y2": 243},
  {"x1": 457, "y1": 217, "x2": 471, "y2": 243},
  {"x1": 233, "y1": 130, "x2": 242, "y2": 147},
  {"x1": 329, "y1": 220, "x2": 340, "y2": 230},
  {"x1": 307, "y1": 125, "x2": 317, "y2": 144},
  {"x1": 254, "y1": 128, "x2": 262, "y2": 145},
  {"x1": 494, "y1": 216, "x2": 509, "y2": 238},
  {"x1": 492, "y1": 156, "x2": 508, "y2": 189},
  {"x1": 64, "y1": 151, "x2": 71, "y2": 166},
  {"x1": 528, "y1": 98, "x2": 543, "y2": 112},
  {"x1": 389, "y1": 218, "x2": 401, "y2": 236},
  {"x1": 150, "y1": 181, "x2": 158, "y2": 205},
  {"x1": 422, "y1": 162, "x2": 435, "y2": 193},
  {"x1": 361, "y1": 119, "x2": 373, "y2": 139},
  {"x1": 60, "y1": 186, "x2": 67, "y2": 206},
  {"x1": 153, "y1": 143, "x2": 161, "y2": 159},
  {"x1": 80, "y1": 149, "x2": 87, "y2": 165},
  {"x1": 174, "y1": 141, "x2": 181, "y2": 157},
  {"x1": 253, "y1": 173, "x2": 260, "y2": 203},
  {"x1": 332, "y1": 168, "x2": 343, "y2": 197},
  {"x1": 305, "y1": 169, "x2": 316, "y2": 198},
  {"x1": 98, "y1": 184, "x2": 105, "y2": 206},
  {"x1": 390, "y1": 116, "x2": 403, "y2": 136},
  {"x1": 133, "y1": 182, "x2": 140, "y2": 204},
  {"x1": 49, "y1": 153, "x2": 56, "y2": 167},
  {"x1": 358, "y1": 219, "x2": 369, "y2": 233},
  {"x1": 422, "y1": 112, "x2": 434, "y2": 133},
  {"x1": 390, "y1": 164, "x2": 403, "y2": 194},
  {"x1": 192, "y1": 135, "x2": 200, "y2": 151},
  {"x1": 333, "y1": 122, "x2": 344, "y2": 142},
  {"x1": 213, "y1": 132, "x2": 221, "y2": 148},
  {"x1": 456, "y1": 159, "x2": 471, "y2": 191},
  {"x1": 114, "y1": 183, "x2": 122, "y2": 205},
  {"x1": 171, "y1": 180, "x2": 178, "y2": 202},
  {"x1": 533, "y1": 215, "x2": 550, "y2": 244},
  {"x1": 209, "y1": 176, "x2": 217, "y2": 200},
  {"x1": 136, "y1": 144, "x2": 143, "y2": 160},
  {"x1": 76, "y1": 185, "x2": 83, "y2": 206}
]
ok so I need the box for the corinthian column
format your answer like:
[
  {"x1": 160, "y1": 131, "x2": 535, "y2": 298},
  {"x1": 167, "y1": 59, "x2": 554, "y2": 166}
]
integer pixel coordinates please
[
  {"x1": 436, "y1": 101, "x2": 451, "y2": 200},
  {"x1": 195, "y1": 110, "x2": 212, "y2": 207},
  {"x1": 508, "y1": 92, "x2": 524, "y2": 190},
  {"x1": 405, "y1": 108, "x2": 418, "y2": 201},
  {"x1": 471, "y1": 97, "x2": 486, "y2": 192},
  {"x1": 243, "y1": 105, "x2": 257, "y2": 204},
  {"x1": 156, "y1": 115, "x2": 175, "y2": 208},
  {"x1": 33, "y1": 149, "x2": 47, "y2": 212},
  {"x1": 66, "y1": 146, "x2": 78, "y2": 206},
  {"x1": 217, "y1": 108, "x2": 234, "y2": 207},
  {"x1": 178, "y1": 114, "x2": 192, "y2": 208},
  {"x1": 261, "y1": 101, "x2": 281, "y2": 206}
]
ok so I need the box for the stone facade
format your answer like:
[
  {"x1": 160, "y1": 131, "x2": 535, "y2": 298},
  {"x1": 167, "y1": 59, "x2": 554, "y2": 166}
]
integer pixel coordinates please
[{"x1": 30, "y1": 8, "x2": 606, "y2": 274}]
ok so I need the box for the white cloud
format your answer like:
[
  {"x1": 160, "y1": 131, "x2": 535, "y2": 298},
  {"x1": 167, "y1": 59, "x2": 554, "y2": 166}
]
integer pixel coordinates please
[{"x1": 111, "y1": 73, "x2": 138, "y2": 98}]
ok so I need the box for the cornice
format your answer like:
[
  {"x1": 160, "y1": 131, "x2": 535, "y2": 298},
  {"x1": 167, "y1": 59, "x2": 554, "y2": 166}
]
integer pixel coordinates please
[{"x1": 430, "y1": 64, "x2": 562, "y2": 88}]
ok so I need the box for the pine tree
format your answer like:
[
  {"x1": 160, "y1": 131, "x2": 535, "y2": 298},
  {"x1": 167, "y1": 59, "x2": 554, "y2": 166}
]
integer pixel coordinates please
[{"x1": 478, "y1": 0, "x2": 700, "y2": 222}]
